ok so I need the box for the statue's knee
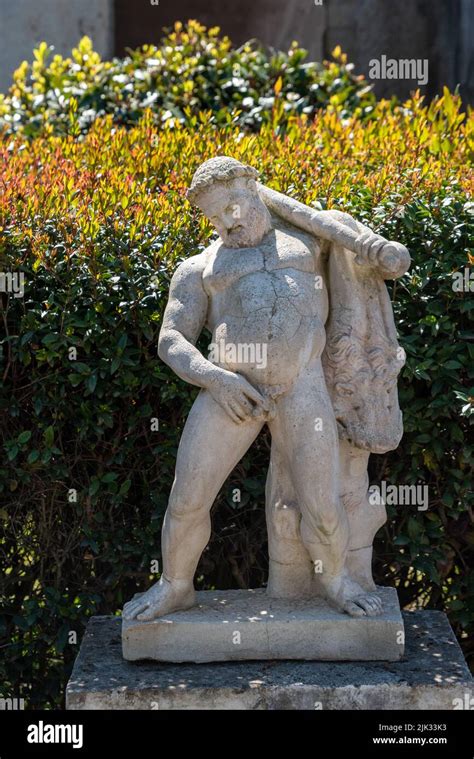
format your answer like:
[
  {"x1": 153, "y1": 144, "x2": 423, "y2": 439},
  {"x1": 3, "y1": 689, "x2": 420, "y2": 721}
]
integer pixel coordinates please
[
  {"x1": 169, "y1": 492, "x2": 206, "y2": 520},
  {"x1": 317, "y1": 511, "x2": 342, "y2": 538},
  {"x1": 303, "y1": 499, "x2": 345, "y2": 538}
]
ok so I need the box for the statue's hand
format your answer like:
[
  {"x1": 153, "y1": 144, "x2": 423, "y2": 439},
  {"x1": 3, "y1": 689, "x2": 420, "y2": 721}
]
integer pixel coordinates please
[
  {"x1": 354, "y1": 232, "x2": 410, "y2": 278},
  {"x1": 376, "y1": 241, "x2": 411, "y2": 277},
  {"x1": 208, "y1": 371, "x2": 269, "y2": 424}
]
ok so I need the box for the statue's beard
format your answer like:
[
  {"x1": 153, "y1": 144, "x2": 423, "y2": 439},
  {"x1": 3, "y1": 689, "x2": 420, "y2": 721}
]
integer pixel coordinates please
[{"x1": 221, "y1": 203, "x2": 272, "y2": 248}]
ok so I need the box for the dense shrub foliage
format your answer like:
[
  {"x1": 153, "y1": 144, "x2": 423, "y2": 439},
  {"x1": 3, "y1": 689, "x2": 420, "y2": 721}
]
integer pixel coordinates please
[
  {"x1": 0, "y1": 22, "x2": 375, "y2": 138},
  {"x1": 0, "y1": 27, "x2": 473, "y2": 708}
]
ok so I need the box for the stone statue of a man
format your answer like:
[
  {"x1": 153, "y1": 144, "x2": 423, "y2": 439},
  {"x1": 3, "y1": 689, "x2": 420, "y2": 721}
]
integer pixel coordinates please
[{"x1": 123, "y1": 156, "x2": 410, "y2": 624}]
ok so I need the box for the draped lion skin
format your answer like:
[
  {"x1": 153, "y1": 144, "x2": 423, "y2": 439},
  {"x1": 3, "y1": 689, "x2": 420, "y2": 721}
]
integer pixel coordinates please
[{"x1": 123, "y1": 157, "x2": 410, "y2": 623}]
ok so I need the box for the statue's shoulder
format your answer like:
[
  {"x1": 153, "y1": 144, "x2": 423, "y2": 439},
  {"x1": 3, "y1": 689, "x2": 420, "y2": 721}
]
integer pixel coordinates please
[
  {"x1": 201, "y1": 238, "x2": 221, "y2": 258},
  {"x1": 272, "y1": 216, "x2": 320, "y2": 253},
  {"x1": 171, "y1": 252, "x2": 208, "y2": 287}
]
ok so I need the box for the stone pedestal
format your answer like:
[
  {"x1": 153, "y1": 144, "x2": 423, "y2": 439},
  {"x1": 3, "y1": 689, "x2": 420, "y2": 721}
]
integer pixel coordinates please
[
  {"x1": 122, "y1": 587, "x2": 403, "y2": 663},
  {"x1": 66, "y1": 609, "x2": 473, "y2": 710}
]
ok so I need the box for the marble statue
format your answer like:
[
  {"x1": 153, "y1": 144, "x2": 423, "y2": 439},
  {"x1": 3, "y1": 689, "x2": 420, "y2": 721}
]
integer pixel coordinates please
[{"x1": 123, "y1": 156, "x2": 410, "y2": 625}]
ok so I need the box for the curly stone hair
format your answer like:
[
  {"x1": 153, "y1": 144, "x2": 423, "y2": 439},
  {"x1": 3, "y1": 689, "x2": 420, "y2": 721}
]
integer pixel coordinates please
[{"x1": 187, "y1": 156, "x2": 259, "y2": 204}]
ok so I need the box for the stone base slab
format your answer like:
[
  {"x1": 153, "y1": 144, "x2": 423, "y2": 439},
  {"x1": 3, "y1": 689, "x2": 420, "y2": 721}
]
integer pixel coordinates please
[
  {"x1": 66, "y1": 609, "x2": 473, "y2": 710},
  {"x1": 121, "y1": 587, "x2": 404, "y2": 663}
]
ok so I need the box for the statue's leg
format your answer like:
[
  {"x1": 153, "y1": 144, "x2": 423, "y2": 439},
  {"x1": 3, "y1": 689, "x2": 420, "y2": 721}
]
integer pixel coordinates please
[
  {"x1": 268, "y1": 367, "x2": 349, "y2": 578},
  {"x1": 338, "y1": 438, "x2": 387, "y2": 591},
  {"x1": 265, "y1": 444, "x2": 313, "y2": 598},
  {"x1": 123, "y1": 388, "x2": 263, "y2": 621},
  {"x1": 266, "y1": 426, "x2": 387, "y2": 597},
  {"x1": 268, "y1": 364, "x2": 383, "y2": 616}
]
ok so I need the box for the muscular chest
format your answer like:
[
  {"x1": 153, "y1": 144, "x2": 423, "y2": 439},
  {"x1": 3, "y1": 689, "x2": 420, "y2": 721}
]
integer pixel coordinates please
[{"x1": 202, "y1": 227, "x2": 320, "y2": 295}]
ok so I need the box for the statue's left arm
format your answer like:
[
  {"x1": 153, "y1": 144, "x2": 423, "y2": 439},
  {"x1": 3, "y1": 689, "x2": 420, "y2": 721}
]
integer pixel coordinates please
[{"x1": 258, "y1": 183, "x2": 410, "y2": 280}]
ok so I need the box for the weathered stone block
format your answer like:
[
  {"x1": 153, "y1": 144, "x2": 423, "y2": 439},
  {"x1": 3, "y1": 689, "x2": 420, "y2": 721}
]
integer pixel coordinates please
[
  {"x1": 122, "y1": 586, "x2": 404, "y2": 663},
  {"x1": 66, "y1": 610, "x2": 473, "y2": 710}
]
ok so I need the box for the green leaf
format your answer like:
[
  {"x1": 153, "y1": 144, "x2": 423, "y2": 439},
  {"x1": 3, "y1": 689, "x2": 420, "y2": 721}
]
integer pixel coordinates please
[
  {"x1": 44, "y1": 426, "x2": 54, "y2": 447},
  {"x1": 87, "y1": 374, "x2": 97, "y2": 393},
  {"x1": 7, "y1": 445, "x2": 18, "y2": 462},
  {"x1": 89, "y1": 479, "x2": 100, "y2": 497},
  {"x1": 110, "y1": 357, "x2": 121, "y2": 374},
  {"x1": 68, "y1": 374, "x2": 83, "y2": 387},
  {"x1": 394, "y1": 535, "x2": 410, "y2": 545},
  {"x1": 101, "y1": 472, "x2": 118, "y2": 483},
  {"x1": 117, "y1": 334, "x2": 127, "y2": 351},
  {"x1": 72, "y1": 362, "x2": 91, "y2": 374},
  {"x1": 415, "y1": 434, "x2": 431, "y2": 443},
  {"x1": 119, "y1": 479, "x2": 131, "y2": 495}
]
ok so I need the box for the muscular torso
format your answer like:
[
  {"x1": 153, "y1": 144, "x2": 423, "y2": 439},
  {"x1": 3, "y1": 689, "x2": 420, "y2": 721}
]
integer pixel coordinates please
[{"x1": 201, "y1": 222, "x2": 328, "y2": 388}]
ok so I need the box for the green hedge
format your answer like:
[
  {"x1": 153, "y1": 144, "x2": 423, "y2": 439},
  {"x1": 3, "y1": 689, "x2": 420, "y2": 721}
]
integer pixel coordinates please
[{"x1": 0, "y1": 21, "x2": 375, "y2": 137}]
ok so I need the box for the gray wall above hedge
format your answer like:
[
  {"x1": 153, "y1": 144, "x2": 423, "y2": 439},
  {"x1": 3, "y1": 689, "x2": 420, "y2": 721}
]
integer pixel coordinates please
[{"x1": 0, "y1": 0, "x2": 472, "y2": 103}]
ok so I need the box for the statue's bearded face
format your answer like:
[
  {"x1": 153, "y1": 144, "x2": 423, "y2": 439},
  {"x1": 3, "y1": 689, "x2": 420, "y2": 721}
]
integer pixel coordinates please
[{"x1": 196, "y1": 177, "x2": 271, "y2": 248}]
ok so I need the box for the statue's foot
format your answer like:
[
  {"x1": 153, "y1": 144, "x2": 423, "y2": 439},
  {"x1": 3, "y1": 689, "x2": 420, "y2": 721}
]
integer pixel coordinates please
[
  {"x1": 122, "y1": 577, "x2": 195, "y2": 621},
  {"x1": 319, "y1": 571, "x2": 383, "y2": 617}
]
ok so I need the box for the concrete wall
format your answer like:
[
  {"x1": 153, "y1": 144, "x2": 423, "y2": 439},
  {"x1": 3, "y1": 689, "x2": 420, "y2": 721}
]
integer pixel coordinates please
[
  {"x1": 114, "y1": 0, "x2": 472, "y2": 102},
  {"x1": 115, "y1": 0, "x2": 327, "y2": 64},
  {"x1": 0, "y1": 0, "x2": 114, "y2": 91},
  {"x1": 324, "y1": 0, "x2": 473, "y2": 102},
  {"x1": 0, "y1": 0, "x2": 472, "y2": 102}
]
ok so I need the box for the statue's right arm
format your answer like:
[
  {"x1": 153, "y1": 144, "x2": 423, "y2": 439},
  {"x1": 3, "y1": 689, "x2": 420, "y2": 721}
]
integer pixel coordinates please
[
  {"x1": 258, "y1": 183, "x2": 410, "y2": 279},
  {"x1": 157, "y1": 256, "x2": 224, "y2": 390}
]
